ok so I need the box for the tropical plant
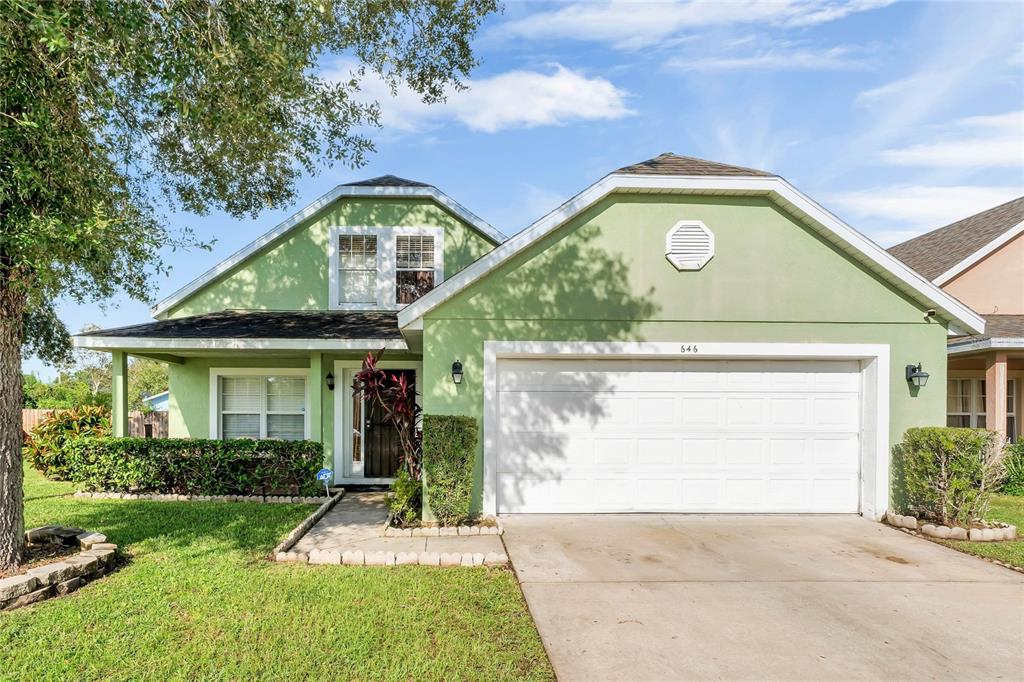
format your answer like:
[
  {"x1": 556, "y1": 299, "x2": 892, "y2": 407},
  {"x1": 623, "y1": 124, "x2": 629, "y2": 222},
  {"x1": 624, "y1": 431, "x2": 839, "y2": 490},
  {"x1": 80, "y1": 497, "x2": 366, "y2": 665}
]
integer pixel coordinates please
[
  {"x1": 352, "y1": 350, "x2": 423, "y2": 479},
  {"x1": 23, "y1": 406, "x2": 111, "y2": 479},
  {"x1": 1002, "y1": 441, "x2": 1024, "y2": 496}
]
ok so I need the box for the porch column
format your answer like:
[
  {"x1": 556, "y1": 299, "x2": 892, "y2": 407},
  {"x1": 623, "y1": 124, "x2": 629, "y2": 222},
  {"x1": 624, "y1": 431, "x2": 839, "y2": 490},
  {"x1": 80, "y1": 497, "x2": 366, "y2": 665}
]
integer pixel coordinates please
[
  {"x1": 111, "y1": 351, "x2": 129, "y2": 437},
  {"x1": 985, "y1": 351, "x2": 1008, "y2": 439},
  {"x1": 309, "y1": 352, "x2": 323, "y2": 443}
]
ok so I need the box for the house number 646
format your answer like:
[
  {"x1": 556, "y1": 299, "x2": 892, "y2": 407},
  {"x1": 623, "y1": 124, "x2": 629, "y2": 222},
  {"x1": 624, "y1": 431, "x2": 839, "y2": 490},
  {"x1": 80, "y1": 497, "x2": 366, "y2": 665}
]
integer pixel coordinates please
[{"x1": 680, "y1": 344, "x2": 699, "y2": 354}]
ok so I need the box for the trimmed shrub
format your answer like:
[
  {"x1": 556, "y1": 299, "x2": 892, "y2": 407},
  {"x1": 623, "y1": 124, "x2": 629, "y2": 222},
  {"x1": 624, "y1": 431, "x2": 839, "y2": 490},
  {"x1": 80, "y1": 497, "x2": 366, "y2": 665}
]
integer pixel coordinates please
[
  {"x1": 892, "y1": 427, "x2": 1005, "y2": 526},
  {"x1": 388, "y1": 468, "x2": 422, "y2": 526},
  {"x1": 65, "y1": 437, "x2": 323, "y2": 496},
  {"x1": 24, "y1": 406, "x2": 111, "y2": 479},
  {"x1": 1002, "y1": 441, "x2": 1024, "y2": 496},
  {"x1": 422, "y1": 414, "x2": 478, "y2": 526}
]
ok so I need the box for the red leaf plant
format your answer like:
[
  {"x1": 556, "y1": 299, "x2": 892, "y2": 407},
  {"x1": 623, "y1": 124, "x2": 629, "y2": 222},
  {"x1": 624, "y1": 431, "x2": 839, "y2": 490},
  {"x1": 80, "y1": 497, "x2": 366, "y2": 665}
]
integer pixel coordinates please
[{"x1": 352, "y1": 350, "x2": 423, "y2": 479}]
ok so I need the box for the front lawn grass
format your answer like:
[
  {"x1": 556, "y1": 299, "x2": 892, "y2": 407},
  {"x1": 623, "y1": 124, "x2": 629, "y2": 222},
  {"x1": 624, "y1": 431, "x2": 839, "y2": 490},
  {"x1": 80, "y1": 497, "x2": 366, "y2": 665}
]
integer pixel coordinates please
[
  {"x1": 1, "y1": 465, "x2": 553, "y2": 681},
  {"x1": 937, "y1": 494, "x2": 1024, "y2": 570}
]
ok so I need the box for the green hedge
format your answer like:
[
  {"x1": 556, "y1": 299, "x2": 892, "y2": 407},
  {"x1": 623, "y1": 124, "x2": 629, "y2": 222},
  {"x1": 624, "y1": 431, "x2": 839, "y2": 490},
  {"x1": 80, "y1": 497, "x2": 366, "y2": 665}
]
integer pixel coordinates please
[
  {"x1": 65, "y1": 437, "x2": 323, "y2": 496},
  {"x1": 892, "y1": 427, "x2": 1005, "y2": 526},
  {"x1": 422, "y1": 414, "x2": 478, "y2": 526}
]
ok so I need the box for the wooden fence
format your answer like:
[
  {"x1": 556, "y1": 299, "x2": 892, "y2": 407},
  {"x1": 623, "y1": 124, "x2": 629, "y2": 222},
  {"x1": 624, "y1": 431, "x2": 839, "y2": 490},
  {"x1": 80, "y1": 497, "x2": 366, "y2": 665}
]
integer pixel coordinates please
[{"x1": 22, "y1": 409, "x2": 168, "y2": 439}]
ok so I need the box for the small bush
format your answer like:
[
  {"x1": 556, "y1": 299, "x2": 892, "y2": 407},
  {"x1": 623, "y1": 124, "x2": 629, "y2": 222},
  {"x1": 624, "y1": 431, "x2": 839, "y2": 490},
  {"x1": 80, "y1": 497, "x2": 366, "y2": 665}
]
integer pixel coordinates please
[
  {"x1": 892, "y1": 427, "x2": 1005, "y2": 526},
  {"x1": 422, "y1": 414, "x2": 478, "y2": 526},
  {"x1": 1002, "y1": 441, "x2": 1024, "y2": 496},
  {"x1": 65, "y1": 437, "x2": 323, "y2": 496},
  {"x1": 388, "y1": 468, "x2": 422, "y2": 526},
  {"x1": 24, "y1": 407, "x2": 111, "y2": 479}
]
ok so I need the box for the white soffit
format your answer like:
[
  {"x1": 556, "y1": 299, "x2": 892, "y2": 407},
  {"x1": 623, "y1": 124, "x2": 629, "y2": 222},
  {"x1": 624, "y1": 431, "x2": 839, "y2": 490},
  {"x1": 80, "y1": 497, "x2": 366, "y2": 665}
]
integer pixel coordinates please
[
  {"x1": 397, "y1": 173, "x2": 985, "y2": 336},
  {"x1": 150, "y1": 185, "x2": 505, "y2": 318}
]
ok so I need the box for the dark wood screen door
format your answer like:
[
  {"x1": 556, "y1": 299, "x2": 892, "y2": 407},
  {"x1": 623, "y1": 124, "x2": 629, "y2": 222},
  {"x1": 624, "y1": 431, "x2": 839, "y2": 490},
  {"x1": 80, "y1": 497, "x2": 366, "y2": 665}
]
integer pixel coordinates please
[{"x1": 362, "y1": 369, "x2": 415, "y2": 478}]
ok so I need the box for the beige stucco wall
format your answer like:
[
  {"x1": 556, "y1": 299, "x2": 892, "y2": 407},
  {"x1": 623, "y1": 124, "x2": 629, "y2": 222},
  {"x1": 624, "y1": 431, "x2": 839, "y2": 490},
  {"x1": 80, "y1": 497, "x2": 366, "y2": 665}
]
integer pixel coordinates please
[{"x1": 943, "y1": 233, "x2": 1024, "y2": 315}]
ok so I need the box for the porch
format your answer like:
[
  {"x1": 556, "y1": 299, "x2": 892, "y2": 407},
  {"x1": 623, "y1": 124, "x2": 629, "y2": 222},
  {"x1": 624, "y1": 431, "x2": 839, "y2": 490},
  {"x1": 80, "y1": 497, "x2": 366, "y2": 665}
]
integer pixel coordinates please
[{"x1": 947, "y1": 316, "x2": 1024, "y2": 441}]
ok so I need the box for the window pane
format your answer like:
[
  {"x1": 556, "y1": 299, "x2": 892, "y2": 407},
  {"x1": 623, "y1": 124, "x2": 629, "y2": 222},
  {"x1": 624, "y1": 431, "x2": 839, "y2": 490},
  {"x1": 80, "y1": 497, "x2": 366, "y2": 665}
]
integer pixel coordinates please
[
  {"x1": 975, "y1": 380, "x2": 986, "y2": 414},
  {"x1": 267, "y1": 414, "x2": 305, "y2": 441},
  {"x1": 340, "y1": 270, "x2": 376, "y2": 303},
  {"x1": 946, "y1": 415, "x2": 971, "y2": 427},
  {"x1": 338, "y1": 235, "x2": 378, "y2": 304},
  {"x1": 222, "y1": 377, "x2": 261, "y2": 412},
  {"x1": 946, "y1": 379, "x2": 969, "y2": 413},
  {"x1": 396, "y1": 270, "x2": 435, "y2": 304},
  {"x1": 1008, "y1": 380, "x2": 1016, "y2": 413},
  {"x1": 223, "y1": 413, "x2": 260, "y2": 439},
  {"x1": 339, "y1": 235, "x2": 377, "y2": 267},
  {"x1": 396, "y1": 235, "x2": 434, "y2": 269},
  {"x1": 976, "y1": 415, "x2": 987, "y2": 429},
  {"x1": 1008, "y1": 416, "x2": 1017, "y2": 443},
  {"x1": 267, "y1": 376, "x2": 305, "y2": 412}
]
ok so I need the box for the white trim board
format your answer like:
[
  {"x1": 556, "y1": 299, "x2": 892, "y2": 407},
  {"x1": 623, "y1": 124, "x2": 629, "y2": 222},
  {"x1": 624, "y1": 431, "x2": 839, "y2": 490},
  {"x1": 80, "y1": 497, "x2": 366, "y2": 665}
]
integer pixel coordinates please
[
  {"x1": 397, "y1": 174, "x2": 985, "y2": 336},
  {"x1": 934, "y1": 220, "x2": 1024, "y2": 286},
  {"x1": 482, "y1": 341, "x2": 891, "y2": 521},
  {"x1": 948, "y1": 337, "x2": 1024, "y2": 355},
  {"x1": 150, "y1": 184, "x2": 505, "y2": 318},
  {"x1": 74, "y1": 336, "x2": 408, "y2": 352}
]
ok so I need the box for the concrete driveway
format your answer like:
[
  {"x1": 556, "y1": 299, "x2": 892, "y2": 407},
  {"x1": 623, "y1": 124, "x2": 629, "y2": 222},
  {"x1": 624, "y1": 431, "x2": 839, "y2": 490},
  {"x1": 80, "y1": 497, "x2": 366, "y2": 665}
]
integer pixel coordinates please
[{"x1": 501, "y1": 515, "x2": 1024, "y2": 681}]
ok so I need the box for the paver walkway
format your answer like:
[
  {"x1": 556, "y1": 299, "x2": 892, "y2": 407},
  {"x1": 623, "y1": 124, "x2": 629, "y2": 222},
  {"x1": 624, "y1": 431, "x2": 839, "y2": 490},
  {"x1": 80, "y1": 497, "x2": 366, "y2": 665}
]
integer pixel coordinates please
[{"x1": 293, "y1": 491, "x2": 504, "y2": 555}]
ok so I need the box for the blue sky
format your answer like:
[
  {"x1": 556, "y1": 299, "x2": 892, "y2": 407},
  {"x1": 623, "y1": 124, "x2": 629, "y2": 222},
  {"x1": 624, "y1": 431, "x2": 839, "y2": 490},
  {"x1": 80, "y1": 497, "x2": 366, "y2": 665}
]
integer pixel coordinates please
[{"x1": 28, "y1": 0, "x2": 1024, "y2": 378}]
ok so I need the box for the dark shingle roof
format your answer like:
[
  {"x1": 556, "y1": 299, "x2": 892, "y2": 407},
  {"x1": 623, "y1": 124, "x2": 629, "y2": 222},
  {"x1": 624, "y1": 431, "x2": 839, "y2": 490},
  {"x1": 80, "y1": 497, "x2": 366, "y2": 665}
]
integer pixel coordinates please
[
  {"x1": 342, "y1": 175, "x2": 430, "y2": 188},
  {"x1": 949, "y1": 314, "x2": 1024, "y2": 345},
  {"x1": 80, "y1": 310, "x2": 401, "y2": 340},
  {"x1": 889, "y1": 196, "x2": 1024, "y2": 281},
  {"x1": 616, "y1": 153, "x2": 776, "y2": 178}
]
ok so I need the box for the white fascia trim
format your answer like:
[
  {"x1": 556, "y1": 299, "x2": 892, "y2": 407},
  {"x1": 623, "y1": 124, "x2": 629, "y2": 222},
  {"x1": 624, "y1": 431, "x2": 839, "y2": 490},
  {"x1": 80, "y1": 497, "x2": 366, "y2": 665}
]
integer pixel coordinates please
[
  {"x1": 150, "y1": 185, "x2": 504, "y2": 318},
  {"x1": 397, "y1": 174, "x2": 985, "y2": 336},
  {"x1": 208, "y1": 367, "x2": 311, "y2": 440},
  {"x1": 482, "y1": 341, "x2": 891, "y2": 520},
  {"x1": 934, "y1": 220, "x2": 1024, "y2": 286},
  {"x1": 948, "y1": 337, "x2": 1024, "y2": 355},
  {"x1": 73, "y1": 336, "x2": 408, "y2": 351}
]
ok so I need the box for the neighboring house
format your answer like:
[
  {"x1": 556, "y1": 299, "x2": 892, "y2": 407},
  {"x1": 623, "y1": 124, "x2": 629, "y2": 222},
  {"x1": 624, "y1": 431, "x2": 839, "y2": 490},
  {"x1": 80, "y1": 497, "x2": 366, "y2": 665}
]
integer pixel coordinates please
[
  {"x1": 889, "y1": 197, "x2": 1024, "y2": 442},
  {"x1": 75, "y1": 154, "x2": 983, "y2": 520},
  {"x1": 142, "y1": 391, "x2": 169, "y2": 412}
]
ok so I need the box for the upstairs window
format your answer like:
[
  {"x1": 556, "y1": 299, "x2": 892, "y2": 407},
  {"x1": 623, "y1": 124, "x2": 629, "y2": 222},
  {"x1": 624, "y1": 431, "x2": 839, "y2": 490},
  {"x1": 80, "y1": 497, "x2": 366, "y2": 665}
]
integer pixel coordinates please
[
  {"x1": 396, "y1": 235, "x2": 436, "y2": 304},
  {"x1": 337, "y1": 234, "x2": 378, "y2": 304},
  {"x1": 329, "y1": 227, "x2": 444, "y2": 310}
]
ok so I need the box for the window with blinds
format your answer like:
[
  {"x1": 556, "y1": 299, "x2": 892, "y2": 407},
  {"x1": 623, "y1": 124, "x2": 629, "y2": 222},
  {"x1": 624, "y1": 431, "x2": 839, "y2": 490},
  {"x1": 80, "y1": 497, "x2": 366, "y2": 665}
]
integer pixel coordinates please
[
  {"x1": 396, "y1": 235, "x2": 435, "y2": 304},
  {"x1": 219, "y1": 375, "x2": 306, "y2": 440},
  {"x1": 338, "y1": 234, "x2": 378, "y2": 304}
]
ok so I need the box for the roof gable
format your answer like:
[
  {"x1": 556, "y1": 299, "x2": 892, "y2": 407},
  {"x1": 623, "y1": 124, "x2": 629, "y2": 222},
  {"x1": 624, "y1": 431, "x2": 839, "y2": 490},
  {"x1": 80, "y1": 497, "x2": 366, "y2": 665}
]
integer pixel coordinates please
[
  {"x1": 888, "y1": 196, "x2": 1024, "y2": 282},
  {"x1": 398, "y1": 165, "x2": 985, "y2": 335},
  {"x1": 150, "y1": 181, "x2": 505, "y2": 318},
  {"x1": 617, "y1": 152, "x2": 776, "y2": 178}
]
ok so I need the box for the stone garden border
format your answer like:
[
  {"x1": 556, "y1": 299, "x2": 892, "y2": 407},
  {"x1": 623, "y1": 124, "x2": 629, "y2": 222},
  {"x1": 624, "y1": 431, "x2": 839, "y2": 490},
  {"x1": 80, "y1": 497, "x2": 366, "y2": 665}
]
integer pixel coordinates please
[
  {"x1": 0, "y1": 527, "x2": 119, "y2": 611},
  {"x1": 885, "y1": 511, "x2": 1018, "y2": 542},
  {"x1": 378, "y1": 513, "x2": 504, "y2": 538},
  {"x1": 276, "y1": 548, "x2": 509, "y2": 567},
  {"x1": 74, "y1": 491, "x2": 332, "y2": 504},
  {"x1": 270, "y1": 490, "x2": 346, "y2": 557}
]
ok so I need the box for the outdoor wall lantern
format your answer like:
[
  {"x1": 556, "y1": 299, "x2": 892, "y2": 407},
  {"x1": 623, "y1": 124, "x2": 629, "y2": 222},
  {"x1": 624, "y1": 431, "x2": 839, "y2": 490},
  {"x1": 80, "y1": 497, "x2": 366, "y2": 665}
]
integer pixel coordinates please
[
  {"x1": 451, "y1": 360, "x2": 464, "y2": 385},
  {"x1": 325, "y1": 371, "x2": 335, "y2": 391},
  {"x1": 905, "y1": 363, "x2": 929, "y2": 388}
]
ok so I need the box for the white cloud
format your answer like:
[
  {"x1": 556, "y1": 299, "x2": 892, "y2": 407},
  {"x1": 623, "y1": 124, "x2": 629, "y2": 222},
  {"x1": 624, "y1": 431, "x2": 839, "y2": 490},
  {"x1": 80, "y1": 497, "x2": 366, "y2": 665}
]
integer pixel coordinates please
[
  {"x1": 494, "y1": 0, "x2": 894, "y2": 51},
  {"x1": 325, "y1": 62, "x2": 632, "y2": 134},
  {"x1": 828, "y1": 185, "x2": 1023, "y2": 243},
  {"x1": 666, "y1": 45, "x2": 864, "y2": 72},
  {"x1": 877, "y1": 110, "x2": 1024, "y2": 168}
]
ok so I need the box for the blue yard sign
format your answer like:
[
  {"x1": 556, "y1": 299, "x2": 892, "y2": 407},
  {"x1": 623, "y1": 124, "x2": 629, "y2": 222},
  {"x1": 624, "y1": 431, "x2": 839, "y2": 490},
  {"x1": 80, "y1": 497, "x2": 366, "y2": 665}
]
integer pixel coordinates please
[{"x1": 316, "y1": 468, "x2": 332, "y2": 497}]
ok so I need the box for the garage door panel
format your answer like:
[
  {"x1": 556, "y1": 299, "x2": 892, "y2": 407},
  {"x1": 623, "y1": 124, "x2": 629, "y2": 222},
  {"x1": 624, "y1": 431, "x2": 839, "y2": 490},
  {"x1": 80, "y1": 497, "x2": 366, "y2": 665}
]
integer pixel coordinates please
[{"x1": 495, "y1": 358, "x2": 862, "y2": 514}]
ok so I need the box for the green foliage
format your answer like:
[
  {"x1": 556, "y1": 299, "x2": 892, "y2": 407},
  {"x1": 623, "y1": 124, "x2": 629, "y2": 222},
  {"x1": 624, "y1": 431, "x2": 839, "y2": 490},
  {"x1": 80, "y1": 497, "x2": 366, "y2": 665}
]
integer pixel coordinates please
[
  {"x1": 128, "y1": 358, "x2": 169, "y2": 412},
  {"x1": 388, "y1": 468, "x2": 423, "y2": 527},
  {"x1": 892, "y1": 427, "x2": 1006, "y2": 526},
  {"x1": 1001, "y1": 441, "x2": 1024, "y2": 496},
  {"x1": 422, "y1": 414, "x2": 478, "y2": 526},
  {"x1": 64, "y1": 438, "x2": 323, "y2": 496},
  {"x1": 23, "y1": 406, "x2": 110, "y2": 479}
]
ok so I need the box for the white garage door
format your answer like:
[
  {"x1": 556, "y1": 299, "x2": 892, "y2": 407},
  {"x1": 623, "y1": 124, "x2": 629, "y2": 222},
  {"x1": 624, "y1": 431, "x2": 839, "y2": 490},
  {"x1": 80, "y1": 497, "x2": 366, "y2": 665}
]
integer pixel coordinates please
[{"x1": 495, "y1": 358, "x2": 862, "y2": 514}]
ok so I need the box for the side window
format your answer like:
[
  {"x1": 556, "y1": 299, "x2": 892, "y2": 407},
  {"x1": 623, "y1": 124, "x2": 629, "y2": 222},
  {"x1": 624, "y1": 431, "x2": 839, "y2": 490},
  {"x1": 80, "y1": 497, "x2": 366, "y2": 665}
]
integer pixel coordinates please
[
  {"x1": 338, "y1": 234, "x2": 378, "y2": 304},
  {"x1": 395, "y1": 235, "x2": 436, "y2": 304}
]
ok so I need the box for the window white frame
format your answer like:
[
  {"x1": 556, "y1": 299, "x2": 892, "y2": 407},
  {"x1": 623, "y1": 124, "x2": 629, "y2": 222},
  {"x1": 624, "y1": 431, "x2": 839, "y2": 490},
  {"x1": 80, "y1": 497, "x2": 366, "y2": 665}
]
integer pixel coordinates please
[
  {"x1": 327, "y1": 226, "x2": 444, "y2": 310},
  {"x1": 208, "y1": 368, "x2": 311, "y2": 440},
  {"x1": 482, "y1": 341, "x2": 891, "y2": 520},
  {"x1": 331, "y1": 359, "x2": 422, "y2": 485}
]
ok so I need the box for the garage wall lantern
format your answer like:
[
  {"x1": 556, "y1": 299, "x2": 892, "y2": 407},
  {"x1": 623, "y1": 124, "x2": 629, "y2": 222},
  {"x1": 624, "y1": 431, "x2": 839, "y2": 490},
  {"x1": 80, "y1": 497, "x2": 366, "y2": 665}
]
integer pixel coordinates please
[
  {"x1": 905, "y1": 363, "x2": 929, "y2": 388},
  {"x1": 325, "y1": 371, "x2": 335, "y2": 391},
  {"x1": 451, "y1": 360, "x2": 464, "y2": 385}
]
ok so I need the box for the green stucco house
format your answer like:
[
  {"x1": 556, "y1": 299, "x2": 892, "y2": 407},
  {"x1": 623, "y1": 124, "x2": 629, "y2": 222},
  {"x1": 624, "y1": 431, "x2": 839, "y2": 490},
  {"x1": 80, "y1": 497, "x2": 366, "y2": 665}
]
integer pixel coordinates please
[{"x1": 75, "y1": 154, "x2": 984, "y2": 520}]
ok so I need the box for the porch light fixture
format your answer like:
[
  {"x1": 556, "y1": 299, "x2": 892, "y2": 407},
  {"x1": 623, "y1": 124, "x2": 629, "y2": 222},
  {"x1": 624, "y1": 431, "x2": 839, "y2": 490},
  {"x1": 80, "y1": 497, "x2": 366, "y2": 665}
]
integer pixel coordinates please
[
  {"x1": 451, "y1": 360, "x2": 464, "y2": 385},
  {"x1": 905, "y1": 363, "x2": 929, "y2": 388},
  {"x1": 325, "y1": 371, "x2": 335, "y2": 391}
]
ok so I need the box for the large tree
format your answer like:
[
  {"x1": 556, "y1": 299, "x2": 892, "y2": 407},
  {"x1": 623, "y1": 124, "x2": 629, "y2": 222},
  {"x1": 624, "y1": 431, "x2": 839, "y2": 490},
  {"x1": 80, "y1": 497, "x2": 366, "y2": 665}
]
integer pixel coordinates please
[{"x1": 0, "y1": 0, "x2": 496, "y2": 570}]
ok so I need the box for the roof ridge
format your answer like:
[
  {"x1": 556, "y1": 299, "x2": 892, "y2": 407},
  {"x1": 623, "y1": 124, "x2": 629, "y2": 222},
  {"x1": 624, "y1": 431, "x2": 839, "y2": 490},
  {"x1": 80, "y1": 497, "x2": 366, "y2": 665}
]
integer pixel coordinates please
[{"x1": 615, "y1": 152, "x2": 775, "y2": 178}]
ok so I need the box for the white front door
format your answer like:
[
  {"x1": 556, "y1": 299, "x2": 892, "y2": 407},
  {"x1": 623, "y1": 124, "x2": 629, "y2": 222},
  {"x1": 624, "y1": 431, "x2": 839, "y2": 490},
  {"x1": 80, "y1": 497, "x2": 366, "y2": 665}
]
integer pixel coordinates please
[{"x1": 494, "y1": 358, "x2": 862, "y2": 514}]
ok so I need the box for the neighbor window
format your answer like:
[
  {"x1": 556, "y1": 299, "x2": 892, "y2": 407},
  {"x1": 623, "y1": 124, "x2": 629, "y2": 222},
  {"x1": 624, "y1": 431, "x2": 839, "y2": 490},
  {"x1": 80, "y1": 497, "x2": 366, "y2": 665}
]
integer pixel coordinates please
[
  {"x1": 396, "y1": 234, "x2": 436, "y2": 304},
  {"x1": 219, "y1": 375, "x2": 306, "y2": 440},
  {"x1": 337, "y1": 234, "x2": 378, "y2": 304},
  {"x1": 945, "y1": 378, "x2": 1017, "y2": 439}
]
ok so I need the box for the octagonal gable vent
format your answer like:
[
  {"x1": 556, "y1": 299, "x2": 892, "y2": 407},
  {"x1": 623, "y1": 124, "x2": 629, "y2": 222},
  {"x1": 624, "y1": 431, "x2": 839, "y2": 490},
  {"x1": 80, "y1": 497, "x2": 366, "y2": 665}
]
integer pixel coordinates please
[{"x1": 665, "y1": 220, "x2": 714, "y2": 270}]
